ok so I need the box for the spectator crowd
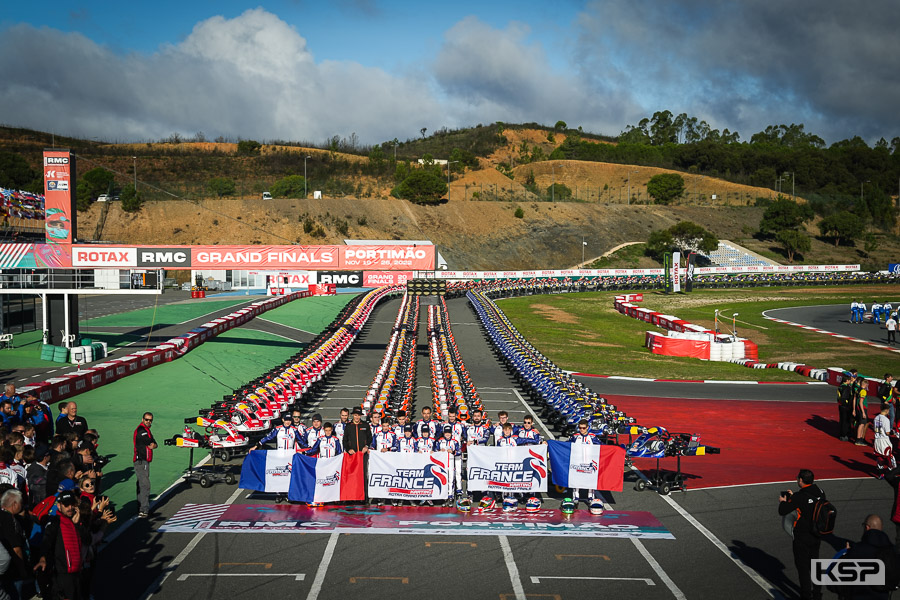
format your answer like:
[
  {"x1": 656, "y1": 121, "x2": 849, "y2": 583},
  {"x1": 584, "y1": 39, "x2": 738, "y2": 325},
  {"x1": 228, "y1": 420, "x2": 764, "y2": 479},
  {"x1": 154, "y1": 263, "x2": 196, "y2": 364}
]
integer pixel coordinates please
[{"x1": 0, "y1": 383, "x2": 115, "y2": 600}]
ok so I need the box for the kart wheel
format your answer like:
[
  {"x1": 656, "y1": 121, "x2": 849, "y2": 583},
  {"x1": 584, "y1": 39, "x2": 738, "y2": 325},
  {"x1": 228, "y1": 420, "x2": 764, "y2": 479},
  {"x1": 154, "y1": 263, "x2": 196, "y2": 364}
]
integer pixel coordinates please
[
  {"x1": 225, "y1": 473, "x2": 236, "y2": 485},
  {"x1": 220, "y1": 449, "x2": 232, "y2": 462},
  {"x1": 635, "y1": 479, "x2": 647, "y2": 492},
  {"x1": 199, "y1": 475, "x2": 212, "y2": 488},
  {"x1": 659, "y1": 483, "x2": 671, "y2": 496}
]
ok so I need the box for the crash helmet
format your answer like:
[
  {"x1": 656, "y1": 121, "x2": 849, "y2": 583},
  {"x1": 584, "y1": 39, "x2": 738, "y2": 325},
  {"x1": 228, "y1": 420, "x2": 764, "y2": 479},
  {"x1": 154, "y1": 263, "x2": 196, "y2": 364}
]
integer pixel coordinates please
[
  {"x1": 560, "y1": 498, "x2": 576, "y2": 515},
  {"x1": 525, "y1": 497, "x2": 542, "y2": 513},
  {"x1": 478, "y1": 496, "x2": 495, "y2": 510},
  {"x1": 589, "y1": 499, "x2": 605, "y2": 516},
  {"x1": 456, "y1": 496, "x2": 472, "y2": 512},
  {"x1": 502, "y1": 497, "x2": 518, "y2": 512},
  {"x1": 458, "y1": 405, "x2": 470, "y2": 421}
]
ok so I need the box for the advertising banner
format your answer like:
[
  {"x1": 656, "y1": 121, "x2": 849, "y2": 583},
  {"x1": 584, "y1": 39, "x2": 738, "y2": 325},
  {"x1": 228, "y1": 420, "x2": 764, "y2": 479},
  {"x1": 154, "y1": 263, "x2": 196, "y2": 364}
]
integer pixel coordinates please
[
  {"x1": 367, "y1": 451, "x2": 451, "y2": 500},
  {"x1": 674, "y1": 258, "x2": 683, "y2": 288},
  {"x1": 159, "y1": 503, "x2": 675, "y2": 538},
  {"x1": 465, "y1": 445, "x2": 548, "y2": 493},
  {"x1": 43, "y1": 150, "x2": 75, "y2": 245},
  {"x1": 316, "y1": 271, "x2": 363, "y2": 287},
  {"x1": 363, "y1": 271, "x2": 414, "y2": 286}
]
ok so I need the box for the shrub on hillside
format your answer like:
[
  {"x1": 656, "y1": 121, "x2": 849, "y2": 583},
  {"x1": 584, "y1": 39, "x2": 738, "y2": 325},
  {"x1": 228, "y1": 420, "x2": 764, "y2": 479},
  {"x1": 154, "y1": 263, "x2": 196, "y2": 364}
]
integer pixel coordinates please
[
  {"x1": 271, "y1": 175, "x2": 307, "y2": 199},
  {"x1": 646, "y1": 173, "x2": 685, "y2": 205},
  {"x1": 120, "y1": 184, "x2": 142, "y2": 213},
  {"x1": 391, "y1": 169, "x2": 447, "y2": 205},
  {"x1": 237, "y1": 140, "x2": 261, "y2": 155},
  {"x1": 514, "y1": 207, "x2": 525, "y2": 218},
  {"x1": 207, "y1": 177, "x2": 235, "y2": 198}
]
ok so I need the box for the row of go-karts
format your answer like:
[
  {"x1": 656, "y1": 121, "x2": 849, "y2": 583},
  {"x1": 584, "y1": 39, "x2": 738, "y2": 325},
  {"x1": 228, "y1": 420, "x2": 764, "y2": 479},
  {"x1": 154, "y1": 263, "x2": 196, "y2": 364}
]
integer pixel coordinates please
[
  {"x1": 468, "y1": 286, "x2": 719, "y2": 495},
  {"x1": 163, "y1": 286, "x2": 403, "y2": 486}
]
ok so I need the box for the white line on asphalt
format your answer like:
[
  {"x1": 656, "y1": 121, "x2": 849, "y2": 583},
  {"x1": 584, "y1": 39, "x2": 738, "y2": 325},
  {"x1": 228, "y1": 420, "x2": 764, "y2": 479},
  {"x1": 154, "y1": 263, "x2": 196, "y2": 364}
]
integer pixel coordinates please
[
  {"x1": 631, "y1": 467, "x2": 777, "y2": 597},
  {"x1": 257, "y1": 318, "x2": 315, "y2": 335},
  {"x1": 306, "y1": 531, "x2": 340, "y2": 600},
  {"x1": 531, "y1": 575, "x2": 654, "y2": 585},
  {"x1": 244, "y1": 328, "x2": 303, "y2": 342},
  {"x1": 177, "y1": 302, "x2": 254, "y2": 325},
  {"x1": 139, "y1": 485, "x2": 244, "y2": 600},
  {"x1": 630, "y1": 538, "x2": 685, "y2": 598},
  {"x1": 685, "y1": 475, "x2": 872, "y2": 492},
  {"x1": 511, "y1": 389, "x2": 554, "y2": 440},
  {"x1": 498, "y1": 535, "x2": 526, "y2": 600},
  {"x1": 177, "y1": 573, "x2": 306, "y2": 581}
]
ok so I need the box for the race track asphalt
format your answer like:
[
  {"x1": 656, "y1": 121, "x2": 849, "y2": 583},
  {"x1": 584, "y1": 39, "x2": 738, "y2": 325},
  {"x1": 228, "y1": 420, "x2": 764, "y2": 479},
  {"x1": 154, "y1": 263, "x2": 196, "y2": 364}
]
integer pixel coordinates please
[
  {"x1": 765, "y1": 302, "x2": 900, "y2": 346},
  {"x1": 88, "y1": 294, "x2": 895, "y2": 600}
]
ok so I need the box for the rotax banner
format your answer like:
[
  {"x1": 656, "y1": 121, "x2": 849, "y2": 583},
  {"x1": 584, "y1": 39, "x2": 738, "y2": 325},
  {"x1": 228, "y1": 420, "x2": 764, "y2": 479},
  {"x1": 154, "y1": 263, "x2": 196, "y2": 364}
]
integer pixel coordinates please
[{"x1": 466, "y1": 445, "x2": 548, "y2": 493}]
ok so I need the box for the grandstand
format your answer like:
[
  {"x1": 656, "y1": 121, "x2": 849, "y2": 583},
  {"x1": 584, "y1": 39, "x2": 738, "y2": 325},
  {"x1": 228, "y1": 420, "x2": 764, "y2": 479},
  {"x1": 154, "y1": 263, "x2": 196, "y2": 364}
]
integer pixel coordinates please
[
  {"x1": 1, "y1": 187, "x2": 45, "y2": 242},
  {"x1": 704, "y1": 240, "x2": 778, "y2": 268}
]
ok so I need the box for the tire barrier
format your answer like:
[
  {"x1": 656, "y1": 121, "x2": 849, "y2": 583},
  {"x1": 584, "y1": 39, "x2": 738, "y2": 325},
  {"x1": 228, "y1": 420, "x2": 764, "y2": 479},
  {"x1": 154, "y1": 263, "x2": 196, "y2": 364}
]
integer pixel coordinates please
[
  {"x1": 407, "y1": 278, "x2": 447, "y2": 296},
  {"x1": 428, "y1": 297, "x2": 482, "y2": 420},
  {"x1": 363, "y1": 292, "x2": 418, "y2": 417},
  {"x1": 193, "y1": 286, "x2": 403, "y2": 441}
]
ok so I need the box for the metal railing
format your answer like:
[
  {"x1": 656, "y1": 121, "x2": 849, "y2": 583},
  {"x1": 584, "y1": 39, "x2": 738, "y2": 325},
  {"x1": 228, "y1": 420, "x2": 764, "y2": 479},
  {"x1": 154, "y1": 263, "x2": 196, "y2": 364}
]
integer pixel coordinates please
[{"x1": 0, "y1": 268, "x2": 164, "y2": 293}]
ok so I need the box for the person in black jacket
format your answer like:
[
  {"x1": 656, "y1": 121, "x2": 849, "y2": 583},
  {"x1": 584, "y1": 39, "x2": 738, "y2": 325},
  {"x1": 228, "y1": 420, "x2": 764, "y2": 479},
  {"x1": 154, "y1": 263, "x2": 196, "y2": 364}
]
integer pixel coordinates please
[
  {"x1": 342, "y1": 408, "x2": 371, "y2": 455},
  {"x1": 842, "y1": 514, "x2": 894, "y2": 600},
  {"x1": 778, "y1": 469, "x2": 825, "y2": 600}
]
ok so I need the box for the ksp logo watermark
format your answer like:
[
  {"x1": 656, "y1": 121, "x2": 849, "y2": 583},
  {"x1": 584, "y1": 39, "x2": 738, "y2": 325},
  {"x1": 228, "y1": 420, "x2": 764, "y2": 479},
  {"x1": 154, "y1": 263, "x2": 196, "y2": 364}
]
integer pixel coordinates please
[{"x1": 812, "y1": 558, "x2": 884, "y2": 586}]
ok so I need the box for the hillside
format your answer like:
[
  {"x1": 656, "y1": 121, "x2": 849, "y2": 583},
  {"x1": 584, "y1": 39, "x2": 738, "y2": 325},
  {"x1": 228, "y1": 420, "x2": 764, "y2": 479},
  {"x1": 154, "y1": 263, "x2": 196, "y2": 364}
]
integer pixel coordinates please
[{"x1": 3, "y1": 125, "x2": 898, "y2": 270}]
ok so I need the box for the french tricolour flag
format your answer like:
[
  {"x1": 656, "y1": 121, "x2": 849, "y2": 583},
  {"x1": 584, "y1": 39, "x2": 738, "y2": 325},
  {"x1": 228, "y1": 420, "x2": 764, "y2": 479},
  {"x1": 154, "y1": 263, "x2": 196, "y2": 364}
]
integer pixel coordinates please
[
  {"x1": 547, "y1": 440, "x2": 625, "y2": 492},
  {"x1": 238, "y1": 450, "x2": 294, "y2": 493},
  {"x1": 287, "y1": 452, "x2": 366, "y2": 503}
]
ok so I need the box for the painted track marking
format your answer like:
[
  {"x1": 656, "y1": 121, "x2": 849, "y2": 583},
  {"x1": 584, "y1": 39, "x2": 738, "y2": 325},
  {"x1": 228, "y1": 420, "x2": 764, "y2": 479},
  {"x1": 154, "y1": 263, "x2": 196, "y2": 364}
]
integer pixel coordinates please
[
  {"x1": 499, "y1": 535, "x2": 526, "y2": 600},
  {"x1": 306, "y1": 531, "x2": 340, "y2": 600}
]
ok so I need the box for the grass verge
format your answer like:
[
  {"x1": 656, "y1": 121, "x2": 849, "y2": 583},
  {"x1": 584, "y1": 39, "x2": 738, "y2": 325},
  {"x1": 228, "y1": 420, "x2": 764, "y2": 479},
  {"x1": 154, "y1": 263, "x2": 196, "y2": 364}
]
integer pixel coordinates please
[{"x1": 497, "y1": 285, "x2": 900, "y2": 381}]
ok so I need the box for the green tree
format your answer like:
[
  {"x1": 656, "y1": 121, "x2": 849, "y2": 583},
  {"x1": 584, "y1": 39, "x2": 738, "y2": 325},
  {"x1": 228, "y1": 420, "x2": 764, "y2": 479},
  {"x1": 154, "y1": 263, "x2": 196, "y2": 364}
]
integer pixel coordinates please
[
  {"x1": 863, "y1": 232, "x2": 879, "y2": 256},
  {"x1": 0, "y1": 152, "x2": 38, "y2": 190},
  {"x1": 368, "y1": 146, "x2": 385, "y2": 171},
  {"x1": 818, "y1": 211, "x2": 864, "y2": 246},
  {"x1": 271, "y1": 175, "x2": 307, "y2": 199},
  {"x1": 669, "y1": 221, "x2": 718, "y2": 254},
  {"x1": 547, "y1": 183, "x2": 572, "y2": 200},
  {"x1": 206, "y1": 177, "x2": 236, "y2": 198},
  {"x1": 236, "y1": 140, "x2": 261, "y2": 155},
  {"x1": 81, "y1": 167, "x2": 116, "y2": 198},
  {"x1": 391, "y1": 169, "x2": 447, "y2": 205},
  {"x1": 646, "y1": 173, "x2": 685, "y2": 204},
  {"x1": 758, "y1": 197, "x2": 814, "y2": 238},
  {"x1": 514, "y1": 207, "x2": 525, "y2": 218},
  {"x1": 554, "y1": 120, "x2": 567, "y2": 131},
  {"x1": 775, "y1": 229, "x2": 811, "y2": 262},
  {"x1": 120, "y1": 184, "x2": 142, "y2": 212},
  {"x1": 644, "y1": 229, "x2": 675, "y2": 262}
]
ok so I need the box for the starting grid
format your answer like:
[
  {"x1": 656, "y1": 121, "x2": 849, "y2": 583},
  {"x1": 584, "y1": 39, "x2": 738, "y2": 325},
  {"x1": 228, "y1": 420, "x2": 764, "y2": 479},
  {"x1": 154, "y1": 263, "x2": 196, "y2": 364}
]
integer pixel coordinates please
[{"x1": 159, "y1": 503, "x2": 674, "y2": 539}]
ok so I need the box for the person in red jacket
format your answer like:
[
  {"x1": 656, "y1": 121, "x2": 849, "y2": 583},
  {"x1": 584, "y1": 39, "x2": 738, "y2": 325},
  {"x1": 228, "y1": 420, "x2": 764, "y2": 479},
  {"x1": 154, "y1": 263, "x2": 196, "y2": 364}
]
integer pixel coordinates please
[{"x1": 133, "y1": 412, "x2": 157, "y2": 518}]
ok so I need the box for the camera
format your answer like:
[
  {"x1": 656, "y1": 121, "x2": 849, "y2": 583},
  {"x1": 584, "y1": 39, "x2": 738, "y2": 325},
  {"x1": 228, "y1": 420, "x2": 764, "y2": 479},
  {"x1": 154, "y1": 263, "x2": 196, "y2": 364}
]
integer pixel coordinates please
[
  {"x1": 780, "y1": 490, "x2": 791, "y2": 498},
  {"x1": 94, "y1": 455, "x2": 111, "y2": 469}
]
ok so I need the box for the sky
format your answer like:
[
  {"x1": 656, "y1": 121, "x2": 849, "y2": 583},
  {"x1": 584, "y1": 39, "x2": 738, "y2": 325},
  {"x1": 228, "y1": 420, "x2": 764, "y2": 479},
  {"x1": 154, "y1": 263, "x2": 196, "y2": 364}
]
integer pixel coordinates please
[{"x1": 0, "y1": 0, "x2": 897, "y2": 147}]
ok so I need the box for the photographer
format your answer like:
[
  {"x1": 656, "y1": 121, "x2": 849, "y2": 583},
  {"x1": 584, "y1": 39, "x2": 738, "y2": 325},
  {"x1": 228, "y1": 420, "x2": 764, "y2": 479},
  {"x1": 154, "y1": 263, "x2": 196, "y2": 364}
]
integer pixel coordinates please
[{"x1": 778, "y1": 469, "x2": 826, "y2": 600}]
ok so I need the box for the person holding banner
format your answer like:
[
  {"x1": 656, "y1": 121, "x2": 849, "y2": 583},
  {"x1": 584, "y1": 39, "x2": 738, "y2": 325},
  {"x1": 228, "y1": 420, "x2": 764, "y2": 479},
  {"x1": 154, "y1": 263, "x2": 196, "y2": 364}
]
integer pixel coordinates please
[
  {"x1": 434, "y1": 425, "x2": 463, "y2": 503},
  {"x1": 568, "y1": 420, "x2": 605, "y2": 513},
  {"x1": 443, "y1": 407, "x2": 466, "y2": 444},
  {"x1": 251, "y1": 414, "x2": 305, "y2": 452},
  {"x1": 517, "y1": 416, "x2": 544, "y2": 445},
  {"x1": 415, "y1": 428, "x2": 435, "y2": 453},
  {"x1": 465, "y1": 409, "x2": 491, "y2": 447},
  {"x1": 303, "y1": 423, "x2": 342, "y2": 458},
  {"x1": 304, "y1": 414, "x2": 326, "y2": 448},
  {"x1": 372, "y1": 418, "x2": 397, "y2": 453}
]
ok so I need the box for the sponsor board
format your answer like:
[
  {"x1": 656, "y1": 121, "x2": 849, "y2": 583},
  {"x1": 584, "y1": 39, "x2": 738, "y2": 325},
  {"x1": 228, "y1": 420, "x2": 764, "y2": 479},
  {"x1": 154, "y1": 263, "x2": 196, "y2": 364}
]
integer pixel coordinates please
[
  {"x1": 466, "y1": 446, "x2": 547, "y2": 493},
  {"x1": 159, "y1": 503, "x2": 674, "y2": 538},
  {"x1": 367, "y1": 452, "x2": 450, "y2": 500},
  {"x1": 317, "y1": 271, "x2": 363, "y2": 287},
  {"x1": 43, "y1": 150, "x2": 75, "y2": 244},
  {"x1": 137, "y1": 247, "x2": 191, "y2": 267},
  {"x1": 363, "y1": 271, "x2": 413, "y2": 286}
]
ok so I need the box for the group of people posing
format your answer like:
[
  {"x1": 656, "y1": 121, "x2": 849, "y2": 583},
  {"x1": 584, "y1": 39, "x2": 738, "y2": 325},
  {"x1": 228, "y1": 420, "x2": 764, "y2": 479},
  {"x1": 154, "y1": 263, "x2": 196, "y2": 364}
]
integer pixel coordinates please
[{"x1": 251, "y1": 405, "x2": 604, "y2": 512}]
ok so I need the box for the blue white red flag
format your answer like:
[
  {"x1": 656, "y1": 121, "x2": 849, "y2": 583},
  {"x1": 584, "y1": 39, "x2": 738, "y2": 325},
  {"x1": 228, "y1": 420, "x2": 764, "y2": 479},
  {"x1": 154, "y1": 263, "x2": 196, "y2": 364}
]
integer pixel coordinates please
[
  {"x1": 287, "y1": 452, "x2": 366, "y2": 503},
  {"x1": 237, "y1": 450, "x2": 294, "y2": 493},
  {"x1": 547, "y1": 440, "x2": 625, "y2": 492}
]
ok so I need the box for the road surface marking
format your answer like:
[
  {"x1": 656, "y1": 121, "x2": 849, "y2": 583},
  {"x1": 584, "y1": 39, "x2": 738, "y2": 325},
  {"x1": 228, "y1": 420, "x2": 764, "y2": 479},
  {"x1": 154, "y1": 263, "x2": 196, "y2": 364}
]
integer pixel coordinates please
[
  {"x1": 349, "y1": 576, "x2": 409, "y2": 584},
  {"x1": 306, "y1": 531, "x2": 339, "y2": 600},
  {"x1": 555, "y1": 554, "x2": 609, "y2": 560},
  {"x1": 630, "y1": 538, "x2": 684, "y2": 598},
  {"x1": 425, "y1": 541, "x2": 477, "y2": 547},
  {"x1": 531, "y1": 575, "x2": 654, "y2": 585},
  {"x1": 499, "y1": 535, "x2": 526, "y2": 600},
  {"x1": 177, "y1": 573, "x2": 304, "y2": 581}
]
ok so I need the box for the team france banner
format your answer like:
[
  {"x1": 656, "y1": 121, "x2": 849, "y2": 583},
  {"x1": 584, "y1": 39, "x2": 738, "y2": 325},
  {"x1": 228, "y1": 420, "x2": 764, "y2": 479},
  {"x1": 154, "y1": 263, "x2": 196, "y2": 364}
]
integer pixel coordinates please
[
  {"x1": 466, "y1": 445, "x2": 548, "y2": 493},
  {"x1": 238, "y1": 450, "x2": 294, "y2": 493},
  {"x1": 547, "y1": 440, "x2": 626, "y2": 492},
  {"x1": 287, "y1": 452, "x2": 366, "y2": 503},
  {"x1": 367, "y1": 451, "x2": 451, "y2": 500}
]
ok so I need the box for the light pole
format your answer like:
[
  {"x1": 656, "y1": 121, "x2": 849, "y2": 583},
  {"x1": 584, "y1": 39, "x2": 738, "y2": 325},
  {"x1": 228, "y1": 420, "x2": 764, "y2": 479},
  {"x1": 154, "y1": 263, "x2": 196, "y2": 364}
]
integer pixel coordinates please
[
  {"x1": 788, "y1": 171, "x2": 795, "y2": 201},
  {"x1": 581, "y1": 236, "x2": 586, "y2": 265},
  {"x1": 304, "y1": 155, "x2": 311, "y2": 198},
  {"x1": 551, "y1": 162, "x2": 555, "y2": 202},
  {"x1": 627, "y1": 170, "x2": 639, "y2": 205},
  {"x1": 732, "y1": 313, "x2": 739, "y2": 339},
  {"x1": 132, "y1": 156, "x2": 137, "y2": 193}
]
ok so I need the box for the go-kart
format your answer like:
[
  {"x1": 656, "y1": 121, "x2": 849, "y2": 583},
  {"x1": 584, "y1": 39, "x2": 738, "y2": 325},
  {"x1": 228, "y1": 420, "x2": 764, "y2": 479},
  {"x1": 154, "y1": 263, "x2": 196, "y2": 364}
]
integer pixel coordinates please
[{"x1": 626, "y1": 426, "x2": 720, "y2": 495}]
